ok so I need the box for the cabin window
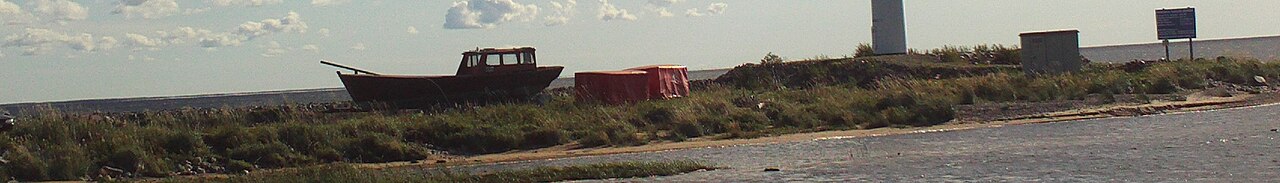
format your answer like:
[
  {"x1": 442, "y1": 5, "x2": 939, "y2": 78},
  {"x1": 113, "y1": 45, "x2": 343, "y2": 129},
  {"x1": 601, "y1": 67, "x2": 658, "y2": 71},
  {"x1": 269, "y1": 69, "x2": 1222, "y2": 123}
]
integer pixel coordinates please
[
  {"x1": 502, "y1": 54, "x2": 520, "y2": 65},
  {"x1": 465, "y1": 55, "x2": 479, "y2": 67},
  {"x1": 522, "y1": 52, "x2": 535, "y2": 64},
  {"x1": 485, "y1": 54, "x2": 499, "y2": 66}
]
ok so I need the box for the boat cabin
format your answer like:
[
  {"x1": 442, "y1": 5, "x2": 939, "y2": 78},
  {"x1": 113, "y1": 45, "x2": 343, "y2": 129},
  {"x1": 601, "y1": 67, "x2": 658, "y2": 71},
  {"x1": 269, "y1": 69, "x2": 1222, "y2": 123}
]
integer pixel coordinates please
[{"x1": 458, "y1": 47, "x2": 539, "y2": 76}]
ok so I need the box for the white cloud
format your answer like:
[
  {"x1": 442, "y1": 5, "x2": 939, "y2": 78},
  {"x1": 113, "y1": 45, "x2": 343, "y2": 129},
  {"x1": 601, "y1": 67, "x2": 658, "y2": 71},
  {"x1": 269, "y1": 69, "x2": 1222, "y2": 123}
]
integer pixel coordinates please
[
  {"x1": 653, "y1": 8, "x2": 673, "y2": 17},
  {"x1": 302, "y1": 44, "x2": 319, "y2": 52},
  {"x1": 407, "y1": 26, "x2": 419, "y2": 34},
  {"x1": 686, "y1": 3, "x2": 727, "y2": 17},
  {"x1": 64, "y1": 33, "x2": 97, "y2": 52},
  {"x1": 196, "y1": 12, "x2": 306, "y2": 48},
  {"x1": 182, "y1": 7, "x2": 209, "y2": 15},
  {"x1": 125, "y1": 33, "x2": 165, "y2": 47},
  {"x1": 0, "y1": 1, "x2": 21, "y2": 15},
  {"x1": 310, "y1": 0, "x2": 348, "y2": 7},
  {"x1": 158, "y1": 26, "x2": 214, "y2": 44},
  {"x1": 543, "y1": 0, "x2": 576, "y2": 26},
  {"x1": 2, "y1": 28, "x2": 115, "y2": 56},
  {"x1": 597, "y1": 0, "x2": 636, "y2": 21},
  {"x1": 646, "y1": 0, "x2": 684, "y2": 7},
  {"x1": 349, "y1": 43, "x2": 365, "y2": 51},
  {"x1": 132, "y1": 55, "x2": 156, "y2": 61},
  {"x1": 317, "y1": 28, "x2": 331, "y2": 37},
  {"x1": 198, "y1": 33, "x2": 241, "y2": 48},
  {"x1": 260, "y1": 41, "x2": 287, "y2": 57},
  {"x1": 234, "y1": 11, "x2": 308, "y2": 39},
  {"x1": 1, "y1": 0, "x2": 34, "y2": 24},
  {"x1": 706, "y1": 3, "x2": 727, "y2": 15},
  {"x1": 646, "y1": 0, "x2": 683, "y2": 18},
  {"x1": 99, "y1": 36, "x2": 120, "y2": 50},
  {"x1": 444, "y1": 0, "x2": 541, "y2": 29},
  {"x1": 33, "y1": 0, "x2": 88, "y2": 22},
  {"x1": 113, "y1": 0, "x2": 180, "y2": 19},
  {"x1": 684, "y1": 8, "x2": 702, "y2": 17},
  {"x1": 210, "y1": 0, "x2": 282, "y2": 7}
]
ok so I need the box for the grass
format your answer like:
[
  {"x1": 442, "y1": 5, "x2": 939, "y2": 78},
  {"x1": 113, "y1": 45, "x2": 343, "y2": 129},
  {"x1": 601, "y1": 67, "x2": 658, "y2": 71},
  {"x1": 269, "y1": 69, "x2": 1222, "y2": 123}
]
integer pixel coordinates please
[
  {"x1": 163, "y1": 160, "x2": 712, "y2": 183},
  {"x1": 2, "y1": 49, "x2": 1278, "y2": 182}
]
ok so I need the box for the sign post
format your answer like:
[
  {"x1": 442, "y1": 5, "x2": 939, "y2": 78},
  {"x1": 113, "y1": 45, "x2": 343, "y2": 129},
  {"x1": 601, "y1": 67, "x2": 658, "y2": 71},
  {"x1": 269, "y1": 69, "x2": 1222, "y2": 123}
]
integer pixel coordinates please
[{"x1": 1156, "y1": 7, "x2": 1197, "y2": 60}]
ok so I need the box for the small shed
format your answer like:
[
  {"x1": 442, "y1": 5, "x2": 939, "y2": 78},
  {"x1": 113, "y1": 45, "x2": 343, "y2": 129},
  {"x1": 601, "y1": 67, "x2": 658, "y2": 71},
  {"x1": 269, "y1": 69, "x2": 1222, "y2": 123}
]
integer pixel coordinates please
[
  {"x1": 574, "y1": 65, "x2": 690, "y2": 104},
  {"x1": 575, "y1": 70, "x2": 650, "y2": 104},
  {"x1": 627, "y1": 65, "x2": 691, "y2": 99},
  {"x1": 1020, "y1": 29, "x2": 1082, "y2": 75}
]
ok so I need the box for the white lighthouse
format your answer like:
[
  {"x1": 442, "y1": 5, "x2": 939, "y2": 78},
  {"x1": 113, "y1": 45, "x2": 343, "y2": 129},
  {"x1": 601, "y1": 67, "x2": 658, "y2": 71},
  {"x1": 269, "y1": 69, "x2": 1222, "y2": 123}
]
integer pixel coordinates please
[{"x1": 872, "y1": 0, "x2": 907, "y2": 55}]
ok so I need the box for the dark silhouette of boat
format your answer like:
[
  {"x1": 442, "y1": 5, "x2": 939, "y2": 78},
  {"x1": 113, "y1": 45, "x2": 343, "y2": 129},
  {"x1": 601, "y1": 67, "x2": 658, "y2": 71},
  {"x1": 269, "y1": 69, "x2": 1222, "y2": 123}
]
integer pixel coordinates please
[{"x1": 323, "y1": 47, "x2": 563, "y2": 107}]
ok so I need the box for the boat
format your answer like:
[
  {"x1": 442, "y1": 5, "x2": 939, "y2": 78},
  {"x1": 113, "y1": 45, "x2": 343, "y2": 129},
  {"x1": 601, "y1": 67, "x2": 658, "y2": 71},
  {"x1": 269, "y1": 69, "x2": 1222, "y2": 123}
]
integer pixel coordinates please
[{"x1": 323, "y1": 47, "x2": 564, "y2": 107}]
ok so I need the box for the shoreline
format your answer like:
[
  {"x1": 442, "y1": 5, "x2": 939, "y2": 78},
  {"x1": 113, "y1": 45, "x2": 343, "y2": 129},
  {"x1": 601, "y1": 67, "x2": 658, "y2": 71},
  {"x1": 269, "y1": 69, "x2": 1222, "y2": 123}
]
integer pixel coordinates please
[
  {"x1": 148, "y1": 91, "x2": 1279, "y2": 181},
  {"x1": 362, "y1": 92, "x2": 1275, "y2": 171}
]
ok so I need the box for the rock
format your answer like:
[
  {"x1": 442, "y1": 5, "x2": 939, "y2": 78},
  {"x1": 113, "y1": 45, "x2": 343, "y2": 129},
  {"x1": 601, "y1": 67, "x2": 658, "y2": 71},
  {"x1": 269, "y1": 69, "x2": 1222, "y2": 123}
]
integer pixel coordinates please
[
  {"x1": 764, "y1": 168, "x2": 781, "y2": 172},
  {"x1": 98, "y1": 166, "x2": 129, "y2": 179}
]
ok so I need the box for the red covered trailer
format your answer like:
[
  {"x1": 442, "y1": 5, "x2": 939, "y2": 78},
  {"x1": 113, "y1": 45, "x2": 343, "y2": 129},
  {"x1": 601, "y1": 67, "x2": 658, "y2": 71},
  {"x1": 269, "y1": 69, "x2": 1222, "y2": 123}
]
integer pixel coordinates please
[{"x1": 575, "y1": 65, "x2": 690, "y2": 104}]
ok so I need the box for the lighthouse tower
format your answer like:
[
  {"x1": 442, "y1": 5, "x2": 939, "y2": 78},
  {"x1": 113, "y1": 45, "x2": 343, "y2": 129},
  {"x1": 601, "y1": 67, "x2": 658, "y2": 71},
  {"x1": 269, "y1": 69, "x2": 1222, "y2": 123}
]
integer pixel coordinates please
[{"x1": 872, "y1": 0, "x2": 907, "y2": 55}]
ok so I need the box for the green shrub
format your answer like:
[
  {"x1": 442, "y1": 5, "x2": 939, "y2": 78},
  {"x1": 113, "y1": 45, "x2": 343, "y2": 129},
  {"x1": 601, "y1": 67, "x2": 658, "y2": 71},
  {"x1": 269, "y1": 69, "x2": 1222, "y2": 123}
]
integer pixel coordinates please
[
  {"x1": 521, "y1": 128, "x2": 566, "y2": 149},
  {"x1": 225, "y1": 160, "x2": 256, "y2": 173},
  {"x1": 44, "y1": 144, "x2": 93, "y2": 180},
  {"x1": 854, "y1": 43, "x2": 875, "y2": 57},
  {"x1": 228, "y1": 141, "x2": 312, "y2": 168},
  {"x1": 104, "y1": 144, "x2": 171, "y2": 177},
  {"x1": 760, "y1": 52, "x2": 784, "y2": 65},
  {"x1": 277, "y1": 124, "x2": 340, "y2": 159},
  {"x1": 342, "y1": 133, "x2": 426, "y2": 163},
  {"x1": 3, "y1": 145, "x2": 49, "y2": 181},
  {"x1": 206, "y1": 126, "x2": 266, "y2": 153},
  {"x1": 575, "y1": 121, "x2": 642, "y2": 147},
  {"x1": 672, "y1": 121, "x2": 704, "y2": 139},
  {"x1": 640, "y1": 105, "x2": 676, "y2": 126},
  {"x1": 162, "y1": 131, "x2": 207, "y2": 155}
]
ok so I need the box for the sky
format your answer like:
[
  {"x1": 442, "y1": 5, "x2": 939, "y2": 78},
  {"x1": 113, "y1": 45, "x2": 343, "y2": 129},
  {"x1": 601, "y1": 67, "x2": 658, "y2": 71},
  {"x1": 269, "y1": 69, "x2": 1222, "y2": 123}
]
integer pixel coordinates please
[{"x1": 2, "y1": 0, "x2": 1279, "y2": 104}]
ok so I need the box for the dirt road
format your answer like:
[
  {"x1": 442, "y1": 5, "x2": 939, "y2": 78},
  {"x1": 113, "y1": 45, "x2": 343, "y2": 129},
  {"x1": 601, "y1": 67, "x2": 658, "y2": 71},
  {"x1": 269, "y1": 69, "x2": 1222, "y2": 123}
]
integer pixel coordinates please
[{"x1": 445, "y1": 103, "x2": 1280, "y2": 182}]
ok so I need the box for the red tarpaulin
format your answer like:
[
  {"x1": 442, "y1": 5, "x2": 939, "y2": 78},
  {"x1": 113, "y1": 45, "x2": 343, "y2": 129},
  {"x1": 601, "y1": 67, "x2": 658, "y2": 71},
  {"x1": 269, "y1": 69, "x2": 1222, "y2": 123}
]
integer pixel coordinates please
[{"x1": 575, "y1": 65, "x2": 690, "y2": 104}]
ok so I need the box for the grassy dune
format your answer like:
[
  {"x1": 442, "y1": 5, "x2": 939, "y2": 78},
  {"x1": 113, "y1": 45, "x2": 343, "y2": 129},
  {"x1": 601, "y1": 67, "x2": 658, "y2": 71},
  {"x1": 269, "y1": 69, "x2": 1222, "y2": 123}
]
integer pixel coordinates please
[{"x1": 2, "y1": 52, "x2": 1278, "y2": 181}]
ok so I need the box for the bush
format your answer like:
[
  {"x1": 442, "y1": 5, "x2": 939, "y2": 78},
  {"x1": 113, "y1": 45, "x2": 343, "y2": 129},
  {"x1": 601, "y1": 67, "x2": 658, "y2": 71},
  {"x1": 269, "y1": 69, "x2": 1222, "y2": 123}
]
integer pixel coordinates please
[
  {"x1": 342, "y1": 133, "x2": 426, "y2": 163},
  {"x1": 277, "y1": 124, "x2": 340, "y2": 159},
  {"x1": 205, "y1": 126, "x2": 267, "y2": 153},
  {"x1": 521, "y1": 128, "x2": 566, "y2": 149},
  {"x1": 104, "y1": 145, "x2": 171, "y2": 177},
  {"x1": 162, "y1": 131, "x2": 207, "y2": 155},
  {"x1": 672, "y1": 121, "x2": 704, "y2": 140},
  {"x1": 855, "y1": 43, "x2": 875, "y2": 57},
  {"x1": 228, "y1": 142, "x2": 312, "y2": 168},
  {"x1": 3, "y1": 145, "x2": 49, "y2": 181},
  {"x1": 575, "y1": 121, "x2": 642, "y2": 147},
  {"x1": 44, "y1": 145, "x2": 93, "y2": 180},
  {"x1": 760, "y1": 52, "x2": 784, "y2": 65}
]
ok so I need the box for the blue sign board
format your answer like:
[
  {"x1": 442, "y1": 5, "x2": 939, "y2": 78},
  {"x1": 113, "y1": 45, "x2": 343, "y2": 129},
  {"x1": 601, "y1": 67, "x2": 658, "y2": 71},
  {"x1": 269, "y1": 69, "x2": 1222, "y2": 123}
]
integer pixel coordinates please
[{"x1": 1157, "y1": 7, "x2": 1196, "y2": 39}]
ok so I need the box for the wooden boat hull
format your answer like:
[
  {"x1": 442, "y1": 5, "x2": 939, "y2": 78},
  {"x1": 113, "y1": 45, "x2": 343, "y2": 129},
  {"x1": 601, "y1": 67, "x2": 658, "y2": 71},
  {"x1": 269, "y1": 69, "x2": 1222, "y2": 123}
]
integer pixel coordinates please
[{"x1": 338, "y1": 66, "x2": 564, "y2": 106}]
